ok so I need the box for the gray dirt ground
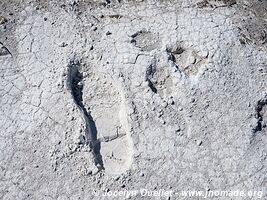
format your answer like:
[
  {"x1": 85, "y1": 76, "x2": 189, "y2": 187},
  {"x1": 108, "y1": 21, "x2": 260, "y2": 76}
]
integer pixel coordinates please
[{"x1": 0, "y1": 0, "x2": 266, "y2": 199}]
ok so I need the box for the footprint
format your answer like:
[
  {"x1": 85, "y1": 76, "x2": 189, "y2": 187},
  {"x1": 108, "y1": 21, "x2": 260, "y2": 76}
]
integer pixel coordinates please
[
  {"x1": 145, "y1": 61, "x2": 174, "y2": 98},
  {"x1": 167, "y1": 46, "x2": 208, "y2": 78},
  {"x1": 82, "y1": 70, "x2": 133, "y2": 174},
  {"x1": 130, "y1": 30, "x2": 161, "y2": 51}
]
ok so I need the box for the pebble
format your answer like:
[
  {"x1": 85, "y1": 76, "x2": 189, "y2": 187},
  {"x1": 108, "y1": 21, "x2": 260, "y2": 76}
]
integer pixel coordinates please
[
  {"x1": 0, "y1": 16, "x2": 7, "y2": 25},
  {"x1": 175, "y1": 127, "x2": 181, "y2": 133},
  {"x1": 160, "y1": 118, "x2": 166, "y2": 124},
  {"x1": 188, "y1": 54, "x2": 196, "y2": 64},
  {"x1": 114, "y1": 176, "x2": 120, "y2": 181},
  {"x1": 77, "y1": 81, "x2": 83, "y2": 88},
  {"x1": 106, "y1": 31, "x2": 112, "y2": 35},
  {"x1": 162, "y1": 101, "x2": 168, "y2": 108},
  {"x1": 128, "y1": 107, "x2": 135, "y2": 114},
  {"x1": 59, "y1": 42, "x2": 68, "y2": 47},
  {"x1": 168, "y1": 98, "x2": 175, "y2": 105},
  {"x1": 172, "y1": 67, "x2": 178, "y2": 73},
  {"x1": 196, "y1": 139, "x2": 202, "y2": 146},
  {"x1": 157, "y1": 109, "x2": 164, "y2": 117},
  {"x1": 190, "y1": 98, "x2": 195, "y2": 103}
]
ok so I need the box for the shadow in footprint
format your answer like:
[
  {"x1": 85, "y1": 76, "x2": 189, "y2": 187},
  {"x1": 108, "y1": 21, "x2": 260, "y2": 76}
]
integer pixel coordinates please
[{"x1": 67, "y1": 60, "x2": 104, "y2": 170}]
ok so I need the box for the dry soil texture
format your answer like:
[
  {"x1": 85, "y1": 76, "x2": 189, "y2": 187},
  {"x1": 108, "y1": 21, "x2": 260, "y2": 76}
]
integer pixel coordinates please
[{"x1": 0, "y1": 0, "x2": 266, "y2": 199}]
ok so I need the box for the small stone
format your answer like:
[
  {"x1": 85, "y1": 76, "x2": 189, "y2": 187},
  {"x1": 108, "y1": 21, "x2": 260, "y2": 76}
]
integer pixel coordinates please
[
  {"x1": 0, "y1": 16, "x2": 7, "y2": 25},
  {"x1": 202, "y1": 50, "x2": 209, "y2": 58},
  {"x1": 59, "y1": 42, "x2": 68, "y2": 47},
  {"x1": 190, "y1": 98, "x2": 195, "y2": 103},
  {"x1": 128, "y1": 107, "x2": 135, "y2": 114},
  {"x1": 157, "y1": 109, "x2": 163, "y2": 118},
  {"x1": 162, "y1": 101, "x2": 168, "y2": 108},
  {"x1": 160, "y1": 118, "x2": 166, "y2": 124},
  {"x1": 82, "y1": 72, "x2": 87, "y2": 77},
  {"x1": 172, "y1": 67, "x2": 178, "y2": 73},
  {"x1": 196, "y1": 140, "x2": 202, "y2": 146},
  {"x1": 56, "y1": 79, "x2": 63, "y2": 87},
  {"x1": 144, "y1": 113, "x2": 149, "y2": 119},
  {"x1": 139, "y1": 172, "x2": 145, "y2": 177},
  {"x1": 114, "y1": 176, "x2": 120, "y2": 181},
  {"x1": 77, "y1": 81, "x2": 83, "y2": 88},
  {"x1": 168, "y1": 98, "x2": 175, "y2": 105},
  {"x1": 106, "y1": 31, "x2": 112, "y2": 35}
]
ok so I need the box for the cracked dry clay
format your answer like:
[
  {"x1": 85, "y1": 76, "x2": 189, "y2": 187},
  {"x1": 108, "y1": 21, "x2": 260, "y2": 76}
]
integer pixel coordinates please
[{"x1": 0, "y1": 0, "x2": 266, "y2": 199}]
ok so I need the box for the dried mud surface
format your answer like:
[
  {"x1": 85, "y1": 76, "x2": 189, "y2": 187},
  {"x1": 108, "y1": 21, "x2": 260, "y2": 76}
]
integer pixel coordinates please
[{"x1": 0, "y1": 0, "x2": 266, "y2": 199}]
